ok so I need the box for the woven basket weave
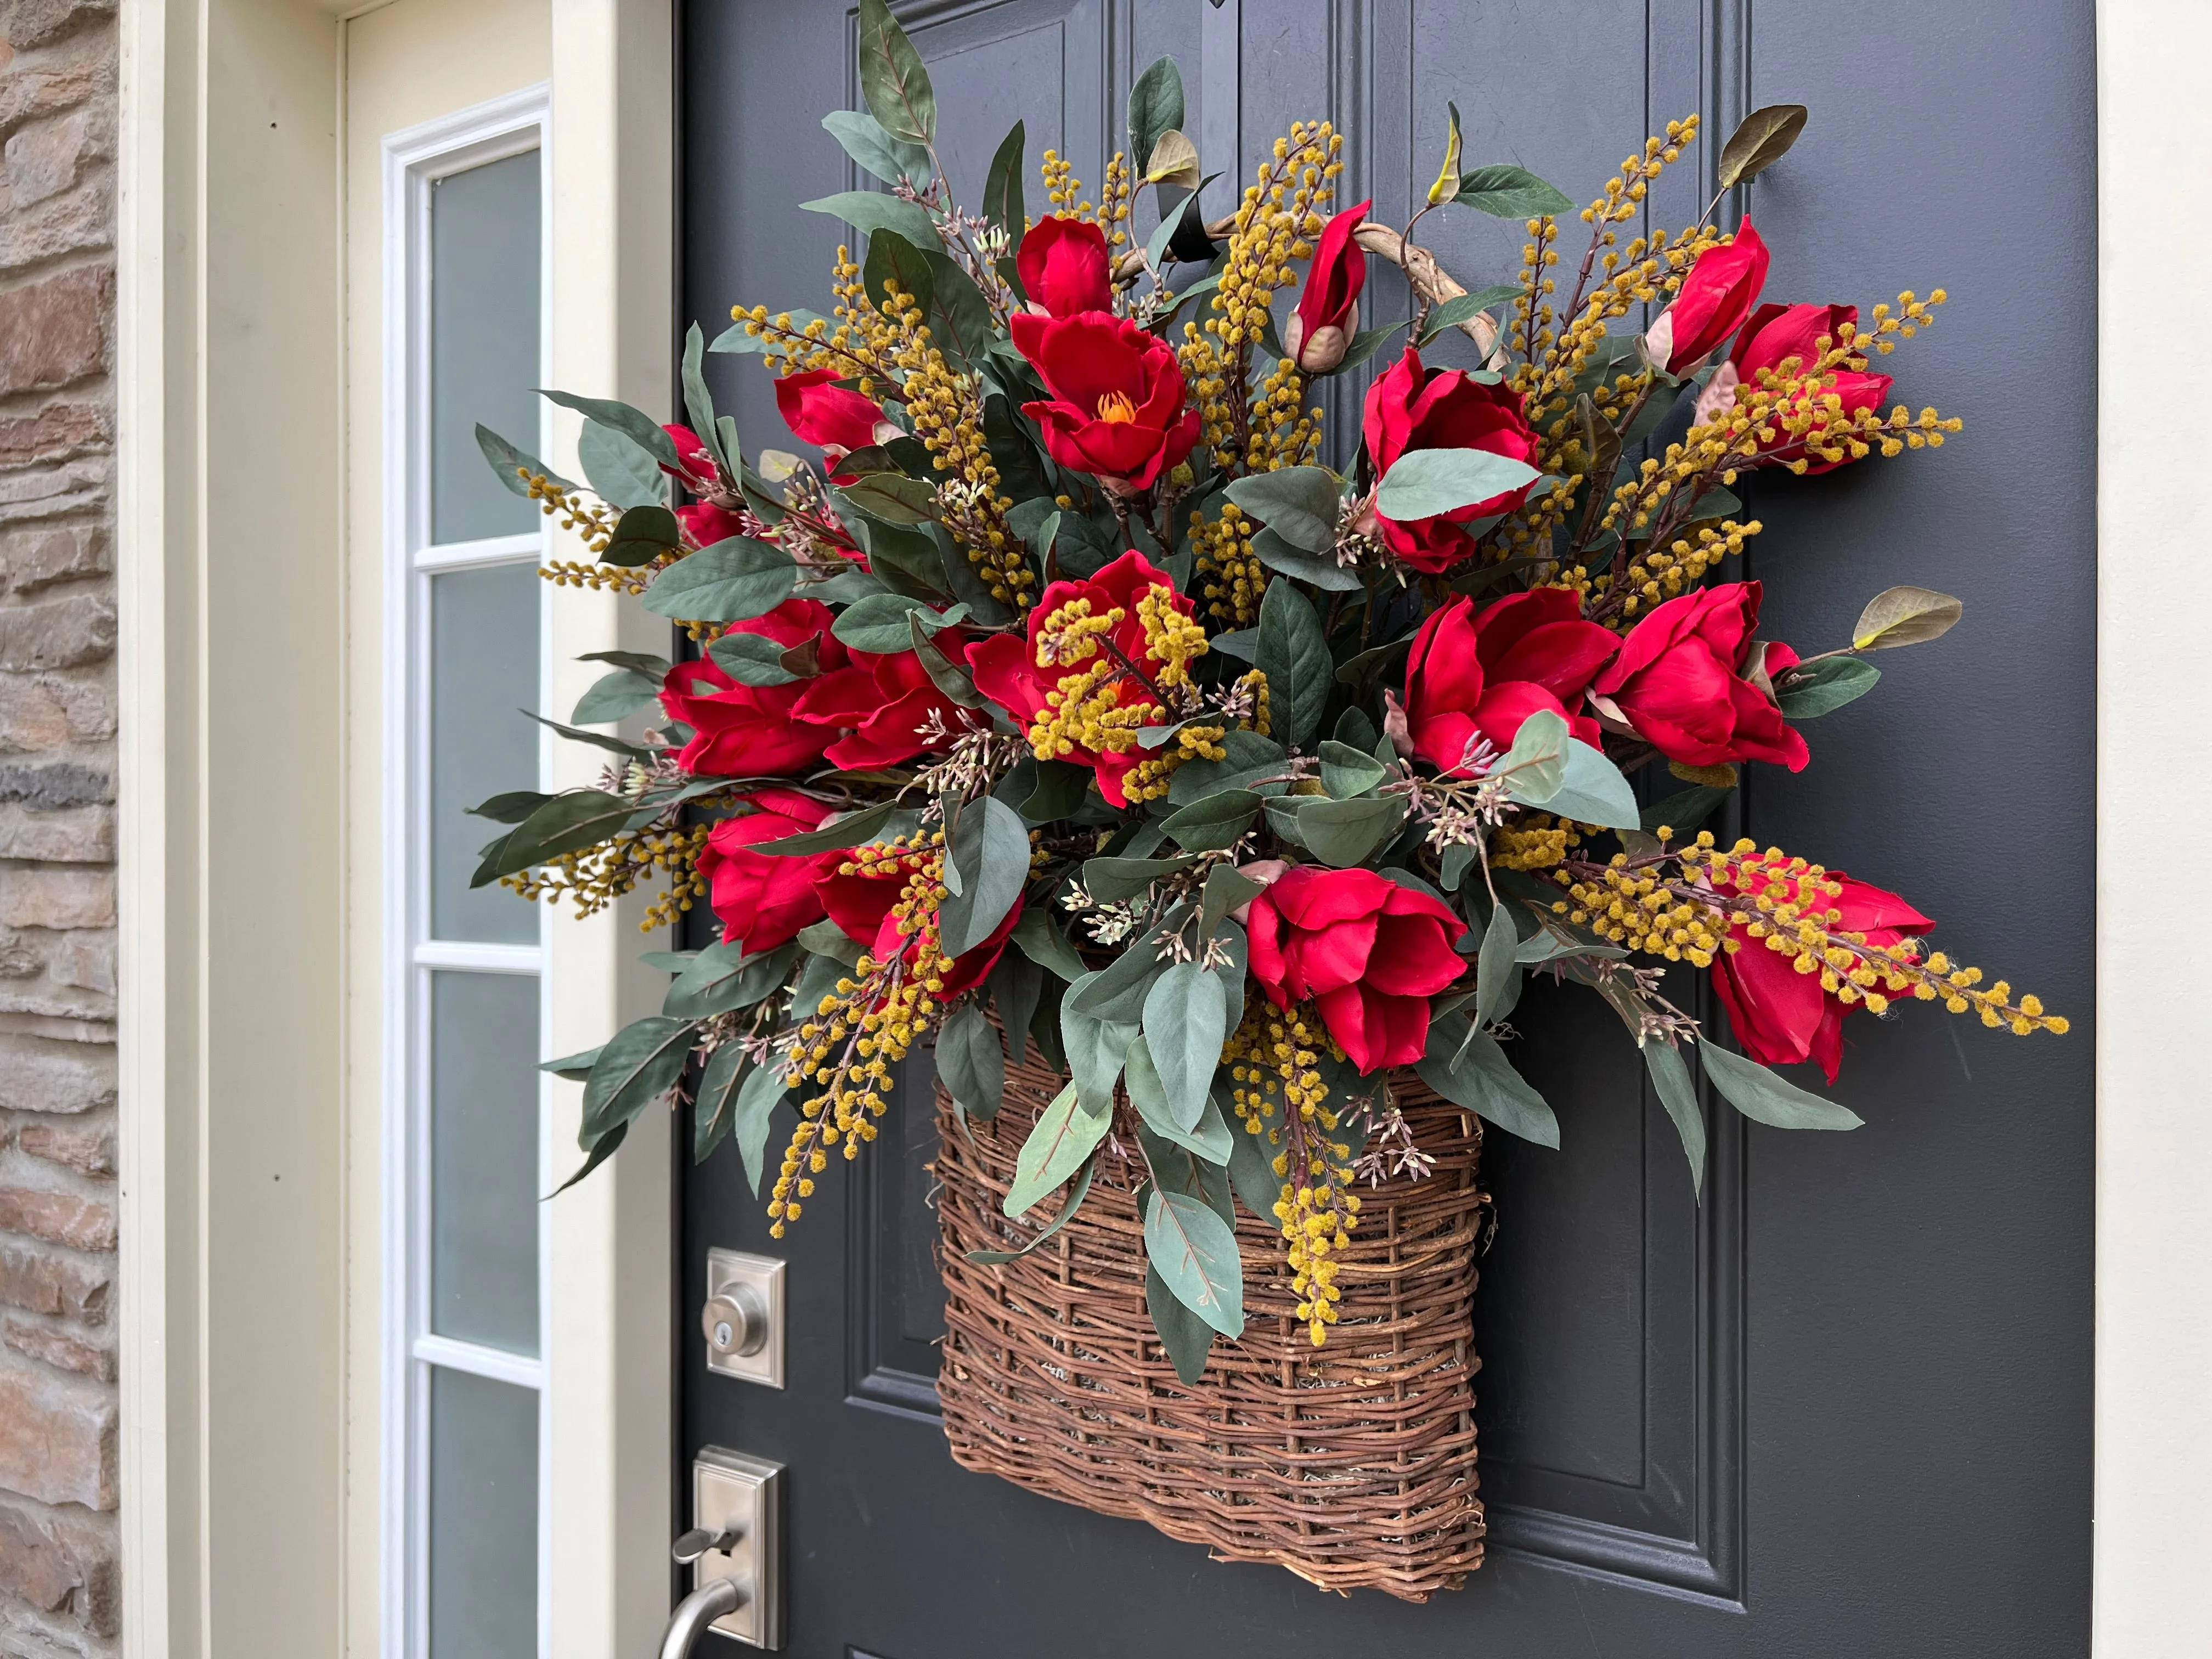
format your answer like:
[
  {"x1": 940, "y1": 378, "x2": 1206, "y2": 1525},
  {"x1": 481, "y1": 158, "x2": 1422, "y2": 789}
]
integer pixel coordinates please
[{"x1": 934, "y1": 1041, "x2": 1491, "y2": 1601}]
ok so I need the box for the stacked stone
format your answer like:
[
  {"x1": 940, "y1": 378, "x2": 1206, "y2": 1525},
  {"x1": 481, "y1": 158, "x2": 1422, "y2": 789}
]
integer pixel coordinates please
[{"x1": 0, "y1": 0, "x2": 117, "y2": 1652}]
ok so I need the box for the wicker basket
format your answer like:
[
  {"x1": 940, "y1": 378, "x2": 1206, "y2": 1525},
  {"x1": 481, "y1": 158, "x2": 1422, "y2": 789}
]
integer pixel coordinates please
[{"x1": 934, "y1": 1041, "x2": 1491, "y2": 1601}]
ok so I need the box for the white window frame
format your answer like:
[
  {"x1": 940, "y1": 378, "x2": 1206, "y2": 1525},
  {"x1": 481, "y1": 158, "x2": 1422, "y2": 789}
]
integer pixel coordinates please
[{"x1": 379, "y1": 83, "x2": 556, "y2": 1659}]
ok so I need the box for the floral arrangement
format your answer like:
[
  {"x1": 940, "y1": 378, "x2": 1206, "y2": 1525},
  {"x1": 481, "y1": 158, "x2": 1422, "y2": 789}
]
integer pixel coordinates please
[{"x1": 471, "y1": 5, "x2": 2064, "y2": 1371}]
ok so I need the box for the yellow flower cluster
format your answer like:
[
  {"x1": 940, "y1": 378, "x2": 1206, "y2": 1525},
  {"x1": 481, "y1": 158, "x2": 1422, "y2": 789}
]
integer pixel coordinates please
[
  {"x1": 1489, "y1": 813, "x2": 1581, "y2": 872},
  {"x1": 1178, "y1": 121, "x2": 1341, "y2": 471},
  {"x1": 1038, "y1": 146, "x2": 1133, "y2": 245},
  {"x1": 1567, "y1": 517, "x2": 1762, "y2": 622},
  {"x1": 1224, "y1": 999, "x2": 1359, "y2": 1347},
  {"x1": 503, "y1": 821, "x2": 708, "y2": 930},
  {"x1": 768, "y1": 836, "x2": 953, "y2": 1237},
  {"x1": 1187, "y1": 501, "x2": 1267, "y2": 628},
  {"x1": 1551, "y1": 846, "x2": 1728, "y2": 967},
  {"x1": 902, "y1": 334, "x2": 1034, "y2": 608},
  {"x1": 731, "y1": 247, "x2": 886, "y2": 389}
]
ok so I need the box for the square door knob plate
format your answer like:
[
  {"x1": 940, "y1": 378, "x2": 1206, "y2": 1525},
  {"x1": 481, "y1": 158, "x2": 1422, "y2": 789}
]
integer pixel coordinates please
[{"x1": 692, "y1": 1447, "x2": 782, "y2": 1650}]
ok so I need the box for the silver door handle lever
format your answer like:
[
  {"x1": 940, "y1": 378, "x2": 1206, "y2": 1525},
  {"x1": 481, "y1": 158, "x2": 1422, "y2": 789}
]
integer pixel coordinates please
[{"x1": 657, "y1": 1576, "x2": 742, "y2": 1659}]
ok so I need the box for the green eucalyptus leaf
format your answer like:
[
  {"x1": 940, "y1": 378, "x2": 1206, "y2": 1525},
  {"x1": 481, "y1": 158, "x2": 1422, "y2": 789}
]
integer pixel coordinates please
[
  {"x1": 1066, "y1": 911, "x2": 1175, "y2": 1021},
  {"x1": 1474, "y1": 900, "x2": 1519, "y2": 1025},
  {"x1": 1375, "y1": 447, "x2": 1541, "y2": 521},
  {"x1": 535, "y1": 390, "x2": 680, "y2": 469},
  {"x1": 550, "y1": 1122, "x2": 628, "y2": 1195},
  {"x1": 936, "y1": 1003, "x2": 1007, "y2": 1120},
  {"x1": 1776, "y1": 656, "x2": 1881, "y2": 719},
  {"x1": 940, "y1": 796, "x2": 1030, "y2": 957},
  {"x1": 831, "y1": 592, "x2": 968, "y2": 653},
  {"x1": 1334, "y1": 634, "x2": 1414, "y2": 686},
  {"x1": 1128, "y1": 1048, "x2": 1235, "y2": 1165},
  {"x1": 1494, "y1": 708, "x2": 1570, "y2": 802},
  {"x1": 571, "y1": 668, "x2": 659, "y2": 725},
  {"x1": 1004, "y1": 1082, "x2": 1110, "y2": 1216},
  {"x1": 1416, "y1": 283, "x2": 1523, "y2": 344},
  {"x1": 749, "y1": 801, "x2": 898, "y2": 856},
  {"x1": 693, "y1": 1043, "x2": 746, "y2": 1166},
  {"x1": 798, "y1": 189, "x2": 939, "y2": 253},
  {"x1": 1698, "y1": 1039, "x2": 1863, "y2": 1130},
  {"x1": 1200, "y1": 864, "x2": 1265, "y2": 939},
  {"x1": 1160, "y1": 789, "x2": 1262, "y2": 853},
  {"x1": 835, "y1": 470, "x2": 940, "y2": 528},
  {"x1": 1250, "y1": 526, "x2": 1363, "y2": 591},
  {"x1": 968, "y1": 1152, "x2": 1098, "y2": 1265},
  {"x1": 1640, "y1": 783, "x2": 1732, "y2": 835},
  {"x1": 1146, "y1": 1264, "x2": 1215, "y2": 1384},
  {"x1": 540, "y1": 1045, "x2": 601, "y2": 1082},
  {"x1": 1165, "y1": 730, "x2": 1286, "y2": 805},
  {"x1": 1317, "y1": 740, "x2": 1387, "y2": 799},
  {"x1": 989, "y1": 949, "x2": 1043, "y2": 1066},
  {"x1": 476, "y1": 422, "x2": 574, "y2": 495},
  {"x1": 664, "y1": 940, "x2": 799, "y2": 1020},
  {"x1": 602, "y1": 503, "x2": 682, "y2": 567},
  {"x1": 1141, "y1": 963, "x2": 1226, "y2": 1132},
  {"x1": 640, "y1": 537, "x2": 798, "y2": 623},
  {"x1": 1011, "y1": 909, "x2": 1087, "y2": 982},
  {"x1": 822, "y1": 107, "x2": 932, "y2": 185},
  {"x1": 680, "y1": 323, "x2": 724, "y2": 476},
  {"x1": 580, "y1": 1015, "x2": 695, "y2": 1141},
  {"x1": 473, "y1": 789, "x2": 651, "y2": 887},
  {"x1": 1020, "y1": 758, "x2": 1093, "y2": 823},
  {"x1": 1061, "y1": 969, "x2": 1139, "y2": 1116},
  {"x1": 1643, "y1": 1040, "x2": 1707, "y2": 1199},
  {"x1": 981, "y1": 120, "x2": 1026, "y2": 231},
  {"x1": 1539, "y1": 740, "x2": 1641, "y2": 831},
  {"x1": 856, "y1": 0, "x2": 936, "y2": 143},
  {"x1": 1255, "y1": 579, "x2": 1328, "y2": 751},
  {"x1": 1416, "y1": 1014, "x2": 1560, "y2": 1148},
  {"x1": 732, "y1": 1060, "x2": 789, "y2": 1199},
  {"x1": 1294, "y1": 795, "x2": 1406, "y2": 867},
  {"x1": 1081, "y1": 854, "x2": 1198, "y2": 904},
  {"x1": 1221, "y1": 466, "x2": 1339, "y2": 552},
  {"x1": 1143, "y1": 1187, "x2": 1244, "y2": 1337},
  {"x1": 1453, "y1": 164, "x2": 1575, "y2": 218},
  {"x1": 707, "y1": 630, "x2": 801, "y2": 686},
  {"x1": 578, "y1": 421, "x2": 667, "y2": 510},
  {"x1": 1227, "y1": 1111, "x2": 1283, "y2": 1221},
  {"x1": 1126, "y1": 56, "x2": 1186, "y2": 180}
]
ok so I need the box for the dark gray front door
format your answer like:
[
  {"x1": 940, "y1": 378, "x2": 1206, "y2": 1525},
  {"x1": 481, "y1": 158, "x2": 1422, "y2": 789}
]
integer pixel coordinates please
[{"x1": 675, "y1": 3, "x2": 2095, "y2": 1653}]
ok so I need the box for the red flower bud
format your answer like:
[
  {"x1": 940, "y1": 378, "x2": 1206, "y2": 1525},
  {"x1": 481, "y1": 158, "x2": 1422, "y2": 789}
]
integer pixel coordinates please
[
  {"x1": 1590, "y1": 580, "x2": 1808, "y2": 771},
  {"x1": 1284, "y1": 199, "x2": 1370, "y2": 372},
  {"x1": 1014, "y1": 215, "x2": 1114, "y2": 318},
  {"x1": 1404, "y1": 589, "x2": 1618, "y2": 771},
  {"x1": 695, "y1": 790, "x2": 836, "y2": 953},
  {"x1": 1361, "y1": 345, "x2": 1541, "y2": 572},
  {"x1": 1650, "y1": 220, "x2": 1769, "y2": 374},
  {"x1": 774, "y1": 369, "x2": 899, "y2": 481}
]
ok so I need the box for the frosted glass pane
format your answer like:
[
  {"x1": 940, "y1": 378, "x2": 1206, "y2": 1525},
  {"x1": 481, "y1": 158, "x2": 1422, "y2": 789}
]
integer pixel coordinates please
[
  {"x1": 428, "y1": 1368, "x2": 538, "y2": 1659},
  {"x1": 431, "y1": 148, "x2": 541, "y2": 545},
  {"x1": 430, "y1": 563, "x2": 539, "y2": 944},
  {"x1": 430, "y1": 971, "x2": 540, "y2": 1355}
]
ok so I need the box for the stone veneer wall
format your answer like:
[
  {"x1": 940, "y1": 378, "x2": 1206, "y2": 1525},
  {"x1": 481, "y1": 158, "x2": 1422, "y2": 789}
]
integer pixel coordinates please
[{"x1": 0, "y1": 0, "x2": 118, "y2": 1652}]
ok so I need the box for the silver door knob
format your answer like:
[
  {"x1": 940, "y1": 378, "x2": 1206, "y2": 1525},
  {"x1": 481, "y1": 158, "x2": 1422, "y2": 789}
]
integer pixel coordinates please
[
  {"x1": 701, "y1": 1285, "x2": 769, "y2": 1358},
  {"x1": 657, "y1": 1576, "x2": 742, "y2": 1659}
]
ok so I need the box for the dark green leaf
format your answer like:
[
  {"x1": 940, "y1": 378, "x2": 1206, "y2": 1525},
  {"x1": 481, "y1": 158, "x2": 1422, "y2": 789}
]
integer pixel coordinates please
[
  {"x1": 472, "y1": 790, "x2": 550, "y2": 825},
  {"x1": 836, "y1": 470, "x2": 940, "y2": 528},
  {"x1": 981, "y1": 120, "x2": 1026, "y2": 230},
  {"x1": 1294, "y1": 795, "x2": 1406, "y2": 867},
  {"x1": 1004, "y1": 1082, "x2": 1110, "y2": 1216},
  {"x1": 831, "y1": 592, "x2": 967, "y2": 653},
  {"x1": 732, "y1": 1061, "x2": 789, "y2": 1198},
  {"x1": 1255, "y1": 579, "x2": 1328, "y2": 751},
  {"x1": 1160, "y1": 789, "x2": 1262, "y2": 853},
  {"x1": 822, "y1": 107, "x2": 932, "y2": 185},
  {"x1": 1415, "y1": 283, "x2": 1524, "y2": 345},
  {"x1": 473, "y1": 789, "x2": 647, "y2": 886},
  {"x1": 1200, "y1": 864, "x2": 1265, "y2": 939},
  {"x1": 535, "y1": 390, "x2": 679, "y2": 469},
  {"x1": 1066, "y1": 910, "x2": 1173, "y2": 1020},
  {"x1": 940, "y1": 796, "x2": 1029, "y2": 957},
  {"x1": 969, "y1": 1153, "x2": 1098, "y2": 1265},
  {"x1": 578, "y1": 421, "x2": 666, "y2": 510},
  {"x1": 1417, "y1": 1014, "x2": 1560, "y2": 1147},
  {"x1": 1327, "y1": 321, "x2": 1406, "y2": 376},
  {"x1": 599, "y1": 503, "x2": 682, "y2": 566},
  {"x1": 1011, "y1": 909, "x2": 1087, "y2": 982},
  {"x1": 920, "y1": 250, "x2": 996, "y2": 368},
  {"x1": 680, "y1": 322, "x2": 724, "y2": 476},
  {"x1": 1081, "y1": 854, "x2": 1198, "y2": 904},
  {"x1": 521, "y1": 709, "x2": 648, "y2": 759},
  {"x1": 476, "y1": 422, "x2": 574, "y2": 495},
  {"x1": 1453, "y1": 163, "x2": 1576, "y2": 218},
  {"x1": 665, "y1": 940, "x2": 799, "y2": 1020},
  {"x1": 1206, "y1": 627, "x2": 1258, "y2": 662},
  {"x1": 1641, "y1": 783, "x2": 1732, "y2": 835},
  {"x1": 861, "y1": 227, "x2": 935, "y2": 321},
  {"x1": 1221, "y1": 466, "x2": 1339, "y2": 552},
  {"x1": 540, "y1": 1045, "x2": 601, "y2": 1081},
  {"x1": 1698, "y1": 1039, "x2": 1863, "y2": 1130},
  {"x1": 1060, "y1": 969, "x2": 1139, "y2": 1115},
  {"x1": 1317, "y1": 740, "x2": 1387, "y2": 800},
  {"x1": 1020, "y1": 758, "x2": 1092, "y2": 823},
  {"x1": 1335, "y1": 633, "x2": 1414, "y2": 686},
  {"x1": 1716, "y1": 104, "x2": 1809, "y2": 189},
  {"x1": 1375, "y1": 447, "x2": 1541, "y2": 520},
  {"x1": 751, "y1": 801, "x2": 898, "y2": 856},
  {"x1": 550, "y1": 1122, "x2": 627, "y2": 1195},
  {"x1": 1128, "y1": 1047, "x2": 1235, "y2": 1167},
  {"x1": 909, "y1": 610, "x2": 984, "y2": 708},
  {"x1": 639, "y1": 538, "x2": 799, "y2": 622},
  {"x1": 693, "y1": 1043, "x2": 745, "y2": 1165},
  {"x1": 572, "y1": 668, "x2": 659, "y2": 725},
  {"x1": 1126, "y1": 55, "x2": 1186, "y2": 179},
  {"x1": 1250, "y1": 526, "x2": 1363, "y2": 591},
  {"x1": 798, "y1": 189, "x2": 939, "y2": 252},
  {"x1": 1143, "y1": 1187, "x2": 1244, "y2": 1337},
  {"x1": 936, "y1": 1003, "x2": 1006, "y2": 1120},
  {"x1": 580, "y1": 1015, "x2": 695, "y2": 1141},
  {"x1": 1776, "y1": 655, "x2": 1881, "y2": 719},
  {"x1": 795, "y1": 920, "x2": 864, "y2": 966},
  {"x1": 990, "y1": 951, "x2": 1043, "y2": 1066},
  {"x1": 1142, "y1": 963, "x2": 1226, "y2": 1131},
  {"x1": 707, "y1": 630, "x2": 800, "y2": 686},
  {"x1": 1539, "y1": 740, "x2": 1641, "y2": 831},
  {"x1": 1146, "y1": 1264, "x2": 1215, "y2": 1384},
  {"x1": 856, "y1": 0, "x2": 936, "y2": 143},
  {"x1": 1227, "y1": 1111, "x2": 1283, "y2": 1221},
  {"x1": 1643, "y1": 1040, "x2": 1706, "y2": 1199}
]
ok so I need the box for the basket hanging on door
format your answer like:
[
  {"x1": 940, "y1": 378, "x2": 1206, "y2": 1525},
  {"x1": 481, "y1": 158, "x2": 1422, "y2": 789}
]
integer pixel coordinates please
[{"x1": 934, "y1": 1043, "x2": 1490, "y2": 1602}]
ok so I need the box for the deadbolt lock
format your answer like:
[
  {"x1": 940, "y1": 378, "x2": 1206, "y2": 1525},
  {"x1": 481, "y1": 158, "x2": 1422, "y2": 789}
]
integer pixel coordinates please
[{"x1": 703, "y1": 1249, "x2": 785, "y2": 1387}]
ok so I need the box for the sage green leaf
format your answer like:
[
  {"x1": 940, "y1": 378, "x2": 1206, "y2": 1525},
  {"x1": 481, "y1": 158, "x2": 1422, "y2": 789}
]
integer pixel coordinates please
[
  {"x1": 969, "y1": 1152, "x2": 1097, "y2": 1265},
  {"x1": 550, "y1": 1122, "x2": 628, "y2": 1195},
  {"x1": 680, "y1": 322, "x2": 724, "y2": 476},
  {"x1": 989, "y1": 949, "x2": 1043, "y2": 1065},
  {"x1": 1222, "y1": 466, "x2": 1340, "y2": 552},
  {"x1": 1642, "y1": 1040, "x2": 1707, "y2": 1199},
  {"x1": 1020, "y1": 758, "x2": 1093, "y2": 823},
  {"x1": 909, "y1": 611, "x2": 984, "y2": 708},
  {"x1": 1453, "y1": 164, "x2": 1575, "y2": 218},
  {"x1": 798, "y1": 189, "x2": 939, "y2": 253},
  {"x1": 1011, "y1": 909, "x2": 1087, "y2": 982},
  {"x1": 1207, "y1": 627, "x2": 1258, "y2": 662},
  {"x1": 1146, "y1": 1264, "x2": 1215, "y2": 1384},
  {"x1": 640, "y1": 538, "x2": 798, "y2": 622},
  {"x1": 1142, "y1": 963, "x2": 1226, "y2": 1132},
  {"x1": 1697, "y1": 1039, "x2": 1863, "y2": 1130},
  {"x1": 1081, "y1": 854, "x2": 1198, "y2": 904},
  {"x1": 1200, "y1": 864, "x2": 1265, "y2": 940},
  {"x1": 520, "y1": 708, "x2": 648, "y2": 760},
  {"x1": 571, "y1": 668, "x2": 659, "y2": 725},
  {"x1": 577, "y1": 648, "x2": 670, "y2": 678},
  {"x1": 1417, "y1": 1014, "x2": 1560, "y2": 1148},
  {"x1": 1061, "y1": 970, "x2": 1139, "y2": 1116},
  {"x1": 470, "y1": 789, "x2": 551, "y2": 825},
  {"x1": 836, "y1": 470, "x2": 940, "y2": 527},
  {"x1": 1250, "y1": 526, "x2": 1363, "y2": 591},
  {"x1": 1143, "y1": 1187, "x2": 1245, "y2": 1336},
  {"x1": 751, "y1": 801, "x2": 898, "y2": 856},
  {"x1": 1495, "y1": 707, "x2": 1570, "y2": 803},
  {"x1": 476, "y1": 422, "x2": 574, "y2": 495},
  {"x1": 1334, "y1": 633, "x2": 1414, "y2": 686},
  {"x1": 707, "y1": 630, "x2": 800, "y2": 686},
  {"x1": 794, "y1": 923, "x2": 860, "y2": 967},
  {"x1": 1067, "y1": 910, "x2": 1175, "y2": 1020},
  {"x1": 535, "y1": 390, "x2": 680, "y2": 469},
  {"x1": 603, "y1": 503, "x2": 682, "y2": 567},
  {"x1": 1375, "y1": 447, "x2": 1541, "y2": 521},
  {"x1": 832, "y1": 592, "x2": 968, "y2": 653},
  {"x1": 1004, "y1": 1082, "x2": 1110, "y2": 1216},
  {"x1": 1126, "y1": 56, "x2": 1186, "y2": 181},
  {"x1": 1852, "y1": 586, "x2": 1962, "y2": 651},
  {"x1": 580, "y1": 1015, "x2": 695, "y2": 1141},
  {"x1": 1165, "y1": 730, "x2": 1287, "y2": 805},
  {"x1": 1514, "y1": 929, "x2": 1626, "y2": 965},
  {"x1": 856, "y1": 0, "x2": 935, "y2": 143},
  {"x1": 473, "y1": 789, "x2": 649, "y2": 886},
  {"x1": 919, "y1": 250, "x2": 996, "y2": 368},
  {"x1": 732, "y1": 1060, "x2": 789, "y2": 1199},
  {"x1": 1207, "y1": 916, "x2": 1248, "y2": 1031},
  {"x1": 1416, "y1": 283, "x2": 1524, "y2": 343},
  {"x1": 1255, "y1": 579, "x2": 1328, "y2": 751},
  {"x1": 693, "y1": 1043, "x2": 746, "y2": 1166},
  {"x1": 822, "y1": 107, "x2": 931, "y2": 185},
  {"x1": 1128, "y1": 1045, "x2": 1235, "y2": 1163},
  {"x1": 1475, "y1": 900, "x2": 1519, "y2": 1025},
  {"x1": 1640, "y1": 783, "x2": 1731, "y2": 835},
  {"x1": 1227, "y1": 1109, "x2": 1283, "y2": 1220},
  {"x1": 664, "y1": 940, "x2": 799, "y2": 1020},
  {"x1": 540, "y1": 1045, "x2": 601, "y2": 1082},
  {"x1": 1161, "y1": 789, "x2": 1262, "y2": 853},
  {"x1": 1295, "y1": 795, "x2": 1407, "y2": 867},
  {"x1": 1539, "y1": 740, "x2": 1641, "y2": 831},
  {"x1": 860, "y1": 227, "x2": 936, "y2": 321},
  {"x1": 1329, "y1": 321, "x2": 1404, "y2": 375},
  {"x1": 578, "y1": 421, "x2": 666, "y2": 510},
  {"x1": 936, "y1": 1003, "x2": 1006, "y2": 1121},
  {"x1": 1716, "y1": 103, "x2": 1809, "y2": 189},
  {"x1": 1777, "y1": 656, "x2": 1881, "y2": 719},
  {"x1": 939, "y1": 796, "x2": 1030, "y2": 957},
  {"x1": 1317, "y1": 740, "x2": 1387, "y2": 800},
  {"x1": 981, "y1": 120, "x2": 1026, "y2": 232}
]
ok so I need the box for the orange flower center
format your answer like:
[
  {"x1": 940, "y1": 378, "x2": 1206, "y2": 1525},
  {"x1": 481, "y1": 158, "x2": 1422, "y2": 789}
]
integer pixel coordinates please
[{"x1": 1094, "y1": 390, "x2": 1137, "y2": 424}]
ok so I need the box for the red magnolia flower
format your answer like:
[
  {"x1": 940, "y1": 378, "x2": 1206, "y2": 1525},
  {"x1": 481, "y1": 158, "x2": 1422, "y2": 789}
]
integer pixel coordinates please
[
  {"x1": 695, "y1": 791, "x2": 834, "y2": 953},
  {"x1": 659, "y1": 599, "x2": 849, "y2": 777},
  {"x1": 969, "y1": 550, "x2": 1193, "y2": 808},
  {"x1": 662, "y1": 422, "x2": 719, "y2": 488},
  {"x1": 1720, "y1": 302, "x2": 1895, "y2": 475},
  {"x1": 814, "y1": 854, "x2": 1023, "y2": 997},
  {"x1": 774, "y1": 369, "x2": 899, "y2": 481},
  {"x1": 678, "y1": 501, "x2": 747, "y2": 546},
  {"x1": 1010, "y1": 311, "x2": 1200, "y2": 491},
  {"x1": 1016, "y1": 215, "x2": 1114, "y2": 318},
  {"x1": 1650, "y1": 220, "x2": 1769, "y2": 374},
  {"x1": 1284, "y1": 198, "x2": 1371, "y2": 372},
  {"x1": 1590, "y1": 581, "x2": 1808, "y2": 771},
  {"x1": 1246, "y1": 867, "x2": 1468, "y2": 1072},
  {"x1": 792, "y1": 630, "x2": 980, "y2": 770},
  {"x1": 1404, "y1": 589, "x2": 1618, "y2": 771},
  {"x1": 1362, "y1": 345, "x2": 1541, "y2": 573},
  {"x1": 1708, "y1": 856, "x2": 1936, "y2": 1081}
]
